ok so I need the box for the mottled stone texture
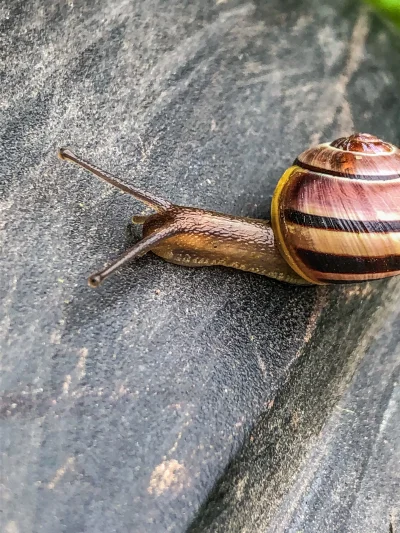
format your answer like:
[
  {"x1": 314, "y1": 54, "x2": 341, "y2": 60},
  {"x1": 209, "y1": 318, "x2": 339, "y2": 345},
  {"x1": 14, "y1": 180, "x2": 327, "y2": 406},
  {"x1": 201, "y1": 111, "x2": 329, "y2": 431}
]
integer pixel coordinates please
[{"x1": 1, "y1": 1, "x2": 399, "y2": 532}]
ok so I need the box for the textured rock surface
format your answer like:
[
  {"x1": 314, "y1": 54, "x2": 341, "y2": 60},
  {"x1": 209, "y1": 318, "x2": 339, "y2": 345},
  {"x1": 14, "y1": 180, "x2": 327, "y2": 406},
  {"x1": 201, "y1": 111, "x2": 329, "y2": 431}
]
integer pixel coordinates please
[
  {"x1": 189, "y1": 281, "x2": 400, "y2": 533},
  {"x1": 268, "y1": 289, "x2": 400, "y2": 533},
  {"x1": 1, "y1": 1, "x2": 400, "y2": 532}
]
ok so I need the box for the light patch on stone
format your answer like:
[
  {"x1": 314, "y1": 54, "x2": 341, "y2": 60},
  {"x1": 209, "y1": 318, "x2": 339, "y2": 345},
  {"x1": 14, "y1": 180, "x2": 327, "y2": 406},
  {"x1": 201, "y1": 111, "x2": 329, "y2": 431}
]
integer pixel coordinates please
[
  {"x1": 148, "y1": 459, "x2": 188, "y2": 496},
  {"x1": 47, "y1": 457, "x2": 75, "y2": 490},
  {"x1": 5, "y1": 522, "x2": 20, "y2": 533},
  {"x1": 62, "y1": 374, "x2": 71, "y2": 394},
  {"x1": 76, "y1": 347, "x2": 88, "y2": 380}
]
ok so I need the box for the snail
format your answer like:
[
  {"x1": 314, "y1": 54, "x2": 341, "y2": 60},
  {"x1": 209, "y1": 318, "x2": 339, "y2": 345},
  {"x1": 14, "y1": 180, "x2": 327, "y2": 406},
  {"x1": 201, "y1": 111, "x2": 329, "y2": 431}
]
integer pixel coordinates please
[{"x1": 58, "y1": 133, "x2": 400, "y2": 287}]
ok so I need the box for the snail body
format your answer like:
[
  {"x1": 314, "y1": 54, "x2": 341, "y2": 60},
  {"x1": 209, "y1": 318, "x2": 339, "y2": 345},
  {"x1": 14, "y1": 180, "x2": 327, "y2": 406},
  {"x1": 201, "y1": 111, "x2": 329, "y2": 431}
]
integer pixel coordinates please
[{"x1": 59, "y1": 133, "x2": 400, "y2": 287}]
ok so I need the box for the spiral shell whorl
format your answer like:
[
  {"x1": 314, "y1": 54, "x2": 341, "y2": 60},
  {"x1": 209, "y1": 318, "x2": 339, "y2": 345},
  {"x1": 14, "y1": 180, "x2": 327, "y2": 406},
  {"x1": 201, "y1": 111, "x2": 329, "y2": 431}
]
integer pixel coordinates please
[
  {"x1": 272, "y1": 133, "x2": 400, "y2": 284},
  {"x1": 329, "y1": 133, "x2": 394, "y2": 153},
  {"x1": 293, "y1": 133, "x2": 400, "y2": 180}
]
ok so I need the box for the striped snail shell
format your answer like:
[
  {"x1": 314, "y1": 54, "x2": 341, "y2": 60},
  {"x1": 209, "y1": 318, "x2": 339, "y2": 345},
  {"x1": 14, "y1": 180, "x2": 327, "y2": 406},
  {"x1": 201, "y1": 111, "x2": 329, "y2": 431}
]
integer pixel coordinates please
[{"x1": 272, "y1": 133, "x2": 400, "y2": 284}]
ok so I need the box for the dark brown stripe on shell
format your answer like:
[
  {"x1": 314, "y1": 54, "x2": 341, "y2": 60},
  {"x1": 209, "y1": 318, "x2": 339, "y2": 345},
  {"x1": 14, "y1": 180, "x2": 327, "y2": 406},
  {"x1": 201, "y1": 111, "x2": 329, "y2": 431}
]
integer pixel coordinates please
[
  {"x1": 293, "y1": 158, "x2": 400, "y2": 181},
  {"x1": 297, "y1": 248, "x2": 400, "y2": 275},
  {"x1": 285, "y1": 209, "x2": 400, "y2": 233}
]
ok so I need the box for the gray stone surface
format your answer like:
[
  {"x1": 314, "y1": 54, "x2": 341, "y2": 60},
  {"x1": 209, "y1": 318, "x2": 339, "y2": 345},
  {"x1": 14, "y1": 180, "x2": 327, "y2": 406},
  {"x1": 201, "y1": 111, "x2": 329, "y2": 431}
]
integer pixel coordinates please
[
  {"x1": 1, "y1": 1, "x2": 400, "y2": 532},
  {"x1": 189, "y1": 281, "x2": 400, "y2": 533},
  {"x1": 269, "y1": 288, "x2": 400, "y2": 533}
]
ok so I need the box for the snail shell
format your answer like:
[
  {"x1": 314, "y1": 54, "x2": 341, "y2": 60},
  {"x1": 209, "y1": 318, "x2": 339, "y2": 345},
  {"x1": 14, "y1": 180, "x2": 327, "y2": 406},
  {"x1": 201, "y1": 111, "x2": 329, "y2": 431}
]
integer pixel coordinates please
[{"x1": 272, "y1": 133, "x2": 400, "y2": 284}]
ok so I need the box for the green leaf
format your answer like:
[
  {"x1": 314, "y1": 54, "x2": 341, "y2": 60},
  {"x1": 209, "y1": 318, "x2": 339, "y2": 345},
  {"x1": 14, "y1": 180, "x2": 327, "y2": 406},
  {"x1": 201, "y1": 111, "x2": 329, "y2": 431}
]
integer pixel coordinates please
[{"x1": 363, "y1": 0, "x2": 400, "y2": 27}]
